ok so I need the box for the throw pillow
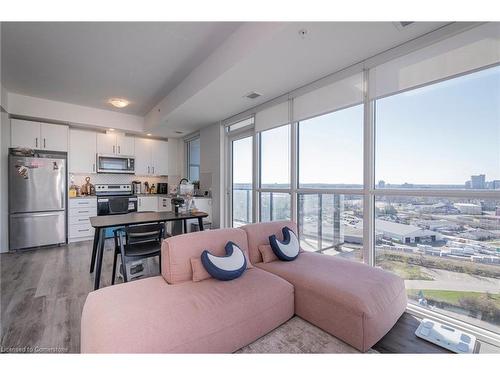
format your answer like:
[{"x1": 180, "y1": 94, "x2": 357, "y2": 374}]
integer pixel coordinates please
[{"x1": 269, "y1": 226, "x2": 300, "y2": 261}]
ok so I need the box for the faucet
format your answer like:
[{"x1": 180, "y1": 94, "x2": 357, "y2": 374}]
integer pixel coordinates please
[{"x1": 179, "y1": 178, "x2": 189, "y2": 184}]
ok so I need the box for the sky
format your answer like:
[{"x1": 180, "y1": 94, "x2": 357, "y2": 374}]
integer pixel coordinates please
[{"x1": 232, "y1": 65, "x2": 500, "y2": 186}]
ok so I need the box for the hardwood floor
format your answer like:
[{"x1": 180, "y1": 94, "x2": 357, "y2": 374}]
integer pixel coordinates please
[{"x1": 1, "y1": 241, "x2": 498, "y2": 353}]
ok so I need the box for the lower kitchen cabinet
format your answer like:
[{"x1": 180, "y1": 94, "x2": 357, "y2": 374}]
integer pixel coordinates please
[
  {"x1": 68, "y1": 197, "x2": 97, "y2": 242},
  {"x1": 137, "y1": 196, "x2": 158, "y2": 212}
]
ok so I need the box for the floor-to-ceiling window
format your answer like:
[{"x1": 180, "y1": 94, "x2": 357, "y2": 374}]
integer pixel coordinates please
[
  {"x1": 259, "y1": 124, "x2": 291, "y2": 222},
  {"x1": 297, "y1": 104, "x2": 364, "y2": 260},
  {"x1": 373, "y1": 65, "x2": 500, "y2": 334}
]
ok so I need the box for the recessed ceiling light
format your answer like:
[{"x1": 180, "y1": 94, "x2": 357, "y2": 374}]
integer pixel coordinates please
[
  {"x1": 108, "y1": 98, "x2": 129, "y2": 108},
  {"x1": 147, "y1": 133, "x2": 152, "y2": 136},
  {"x1": 109, "y1": 128, "x2": 115, "y2": 131}
]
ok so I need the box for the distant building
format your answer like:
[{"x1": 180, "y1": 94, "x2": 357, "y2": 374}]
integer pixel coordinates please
[
  {"x1": 376, "y1": 219, "x2": 441, "y2": 244},
  {"x1": 470, "y1": 174, "x2": 486, "y2": 189},
  {"x1": 496, "y1": 207, "x2": 500, "y2": 216},
  {"x1": 455, "y1": 203, "x2": 482, "y2": 215},
  {"x1": 491, "y1": 180, "x2": 500, "y2": 190}
]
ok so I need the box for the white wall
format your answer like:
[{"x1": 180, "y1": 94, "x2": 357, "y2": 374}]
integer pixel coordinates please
[
  {"x1": 8, "y1": 93, "x2": 144, "y2": 133},
  {"x1": 199, "y1": 123, "x2": 223, "y2": 228},
  {"x1": 0, "y1": 97, "x2": 10, "y2": 252}
]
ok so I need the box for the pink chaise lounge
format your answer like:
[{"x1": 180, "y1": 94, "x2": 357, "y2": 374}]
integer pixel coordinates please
[
  {"x1": 242, "y1": 221, "x2": 407, "y2": 352},
  {"x1": 81, "y1": 221, "x2": 406, "y2": 353}
]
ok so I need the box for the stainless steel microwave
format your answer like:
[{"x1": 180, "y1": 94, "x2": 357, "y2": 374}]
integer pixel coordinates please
[{"x1": 96, "y1": 154, "x2": 135, "y2": 174}]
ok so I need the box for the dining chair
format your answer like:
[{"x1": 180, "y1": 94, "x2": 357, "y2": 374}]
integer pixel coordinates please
[{"x1": 112, "y1": 223, "x2": 164, "y2": 284}]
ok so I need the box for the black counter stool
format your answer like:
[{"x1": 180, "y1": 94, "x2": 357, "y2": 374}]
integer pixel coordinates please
[{"x1": 112, "y1": 223, "x2": 164, "y2": 284}]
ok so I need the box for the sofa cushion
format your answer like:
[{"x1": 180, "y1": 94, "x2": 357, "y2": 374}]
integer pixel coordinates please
[
  {"x1": 201, "y1": 242, "x2": 247, "y2": 281},
  {"x1": 255, "y1": 252, "x2": 407, "y2": 352},
  {"x1": 242, "y1": 221, "x2": 298, "y2": 264},
  {"x1": 258, "y1": 244, "x2": 278, "y2": 263},
  {"x1": 81, "y1": 269, "x2": 294, "y2": 353},
  {"x1": 161, "y1": 228, "x2": 252, "y2": 284}
]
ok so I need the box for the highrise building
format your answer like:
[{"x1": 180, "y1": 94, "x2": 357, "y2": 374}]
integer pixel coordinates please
[{"x1": 470, "y1": 174, "x2": 486, "y2": 189}]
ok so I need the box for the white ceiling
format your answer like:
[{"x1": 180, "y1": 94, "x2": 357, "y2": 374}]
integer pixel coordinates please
[
  {"x1": 1, "y1": 22, "x2": 241, "y2": 115},
  {"x1": 2, "y1": 22, "x2": 454, "y2": 137}
]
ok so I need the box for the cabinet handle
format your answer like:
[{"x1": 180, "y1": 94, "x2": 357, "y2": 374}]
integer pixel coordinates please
[
  {"x1": 78, "y1": 218, "x2": 88, "y2": 222},
  {"x1": 78, "y1": 210, "x2": 89, "y2": 213},
  {"x1": 152, "y1": 166, "x2": 155, "y2": 174},
  {"x1": 43, "y1": 138, "x2": 46, "y2": 148},
  {"x1": 78, "y1": 229, "x2": 90, "y2": 232},
  {"x1": 148, "y1": 166, "x2": 150, "y2": 174},
  {"x1": 92, "y1": 163, "x2": 95, "y2": 172},
  {"x1": 35, "y1": 138, "x2": 38, "y2": 148},
  {"x1": 118, "y1": 145, "x2": 120, "y2": 154},
  {"x1": 113, "y1": 145, "x2": 115, "y2": 154}
]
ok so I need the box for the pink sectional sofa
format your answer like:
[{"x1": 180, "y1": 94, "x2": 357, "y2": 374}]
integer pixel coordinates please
[{"x1": 81, "y1": 221, "x2": 406, "y2": 353}]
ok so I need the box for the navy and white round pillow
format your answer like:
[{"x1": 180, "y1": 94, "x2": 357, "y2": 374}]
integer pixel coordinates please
[
  {"x1": 201, "y1": 241, "x2": 247, "y2": 281},
  {"x1": 269, "y1": 226, "x2": 300, "y2": 261}
]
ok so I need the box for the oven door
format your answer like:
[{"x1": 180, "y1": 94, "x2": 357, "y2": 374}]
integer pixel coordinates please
[{"x1": 97, "y1": 154, "x2": 135, "y2": 174}]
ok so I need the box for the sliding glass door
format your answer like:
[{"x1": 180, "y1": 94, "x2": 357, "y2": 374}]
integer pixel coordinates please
[{"x1": 230, "y1": 134, "x2": 253, "y2": 227}]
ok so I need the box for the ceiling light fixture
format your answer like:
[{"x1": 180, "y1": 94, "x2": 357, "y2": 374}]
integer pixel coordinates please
[
  {"x1": 108, "y1": 98, "x2": 130, "y2": 108},
  {"x1": 147, "y1": 133, "x2": 152, "y2": 136}
]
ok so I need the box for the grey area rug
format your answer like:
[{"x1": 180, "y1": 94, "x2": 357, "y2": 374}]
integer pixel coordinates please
[{"x1": 236, "y1": 316, "x2": 378, "y2": 354}]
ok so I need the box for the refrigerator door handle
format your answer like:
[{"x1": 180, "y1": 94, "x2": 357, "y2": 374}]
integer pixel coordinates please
[
  {"x1": 43, "y1": 138, "x2": 46, "y2": 148},
  {"x1": 35, "y1": 137, "x2": 38, "y2": 148}
]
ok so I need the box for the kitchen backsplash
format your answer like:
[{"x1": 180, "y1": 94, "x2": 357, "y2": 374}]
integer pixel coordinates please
[{"x1": 70, "y1": 173, "x2": 169, "y2": 187}]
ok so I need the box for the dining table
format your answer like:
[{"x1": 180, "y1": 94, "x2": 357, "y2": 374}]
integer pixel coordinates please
[{"x1": 89, "y1": 210, "x2": 208, "y2": 290}]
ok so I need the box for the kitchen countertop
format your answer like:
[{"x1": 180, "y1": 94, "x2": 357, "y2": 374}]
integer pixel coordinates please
[{"x1": 69, "y1": 194, "x2": 211, "y2": 199}]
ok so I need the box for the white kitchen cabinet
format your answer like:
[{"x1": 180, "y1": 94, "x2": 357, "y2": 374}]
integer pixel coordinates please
[
  {"x1": 116, "y1": 133, "x2": 134, "y2": 156},
  {"x1": 134, "y1": 137, "x2": 152, "y2": 175},
  {"x1": 158, "y1": 196, "x2": 172, "y2": 212},
  {"x1": 11, "y1": 119, "x2": 68, "y2": 151},
  {"x1": 40, "y1": 123, "x2": 68, "y2": 152},
  {"x1": 152, "y1": 139, "x2": 169, "y2": 176},
  {"x1": 138, "y1": 196, "x2": 158, "y2": 212},
  {"x1": 68, "y1": 197, "x2": 97, "y2": 242},
  {"x1": 69, "y1": 129, "x2": 97, "y2": 173},
  {"x1": 11, "y1": 119, "x2": 41, "y2": 149},
  {"x1": 133, "y1": 137, "x2": 168, "y2": 176},
  {"x1": 167, "y1": 138, "x2": 179, "y2": 176},
  {"x1": 96, "y1": 133, "x2": 116, "y2": 154},
  {"x1": 97, "y1": 133, "x2": 134, "y2": 156}
]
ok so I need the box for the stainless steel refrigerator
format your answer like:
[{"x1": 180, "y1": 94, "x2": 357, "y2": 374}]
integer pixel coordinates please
[{"x1": 9, "y1": 151, "x2": 67, "y2": 250}]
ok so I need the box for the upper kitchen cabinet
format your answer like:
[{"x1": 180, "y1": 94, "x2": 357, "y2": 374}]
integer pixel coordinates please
[
  {"x1": 133, "y1": 137, "x2": 169, "y2": 176},
  {"x1": 11, "y1": 119, "x2": 68, "y2": 152},
  {"x1": 97, "y1": 132, "x2": 134, "y2": 156},
  {"x1": 134, "y1": 137, "x2": 152, "y2": 175},
  {"x1": 69, "y1": 129, "x2": 97, "y2": 173},
  {"x1": 115, "y1": 133, "x2": 134, "y2": 156},
  {"x1": 167, "y1": 138, "x2": 179, "y2": 176},
  {"x1": 40, "y1": 123, "x2": 69, "y2": 152},
  {"x1": 151, "y1": 139, "x2": 169, "y2": 176}
]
